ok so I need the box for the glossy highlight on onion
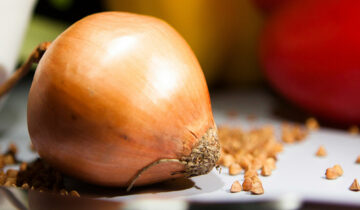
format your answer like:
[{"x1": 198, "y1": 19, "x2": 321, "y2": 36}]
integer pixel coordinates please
[{"x1": 24, "y1": 12, "x2": 220, "y2": 188}]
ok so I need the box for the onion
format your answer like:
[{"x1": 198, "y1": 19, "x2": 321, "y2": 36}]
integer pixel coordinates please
[{"x1": 0, "y1": 12, "x2": 220, "y2": 189}]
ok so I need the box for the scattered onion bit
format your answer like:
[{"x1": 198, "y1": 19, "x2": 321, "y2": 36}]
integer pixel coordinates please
[
  {"x1": 325, "y1": 168, "x2": 338, "y2": 180},
  {"x1": 333, "y1": 164, "x2": 343, "y2": 176},
  {"x1": 70, "y1": 190, "x2": 81, "y2": 197},
  {"x1": 350, "y1": 179, "x2": 360, "y2": 191},
  {"x1": 325, "y1": 164, "x2": 343, "y2": 179},
  {"x1": 265, "y1": 158, "x2": 276, "y2": 170},
  {"x1": 0, "y1": 144, "x2": 80, "y2": 197},
  {"x1": 0, "y1": 171, "x2": 6, "y2": 185},
  {"x1": 251, "y1": 175, "x2": 261, "y2": 183},
  {"x1": 228, "y1": 163, "x2": 242, "y2": 176},
  {"x1": 0, "y1": 143, "x2": 19, "y2": 168},
  {"x1": 305, "y1": 117, "x2": 319, "y2": 131},
  {"x1": 20, "y1": 162, "x2": 27, "y2": 172},
  {"x1": 251, "y1": 159, "x2": 263, "y2": 171},
  {"x1": 21, "y1": 183, "x2": 29, "y2": 190},
  {"x1": 244, "y1": 169, "x2": 258, "y2": 178},
  {"x1": 3, "y1": 155, "x2": 15, "y2": 165},
  {"x1": 8, "y1": 143, "x2": 17, "y2": 154},
  {"x1": 60, "y1": 189, "x2": 69, "y2": 196},
  {"x1": 230, "y1": 180, "x2": 242, "y2": 193},
  {"x1": 315, "y1": 146, "x2": 327, "y2": 157},
  {"x1": 250, "y1": 180, "x2": 264, "y2": 195},
  {"x1": 6, "y1": 169, "x2": 18, "y2": 178},
  {"x1": 220, "y1": 154, "x2": 235, "y2": 168},
  {"x1": 242, "y1": 178, "x2": 252, "y2": 191},
  {"x1": 261, "y1": 165, "x2": 272, "y2": 176},
  {"x1": 239, "y1": 157, "x2": 251, "y2": 171},
  {"x1": 281, "y1": 123, "x2": 308, "y2": 144},
  {"x1": 349, "y1": 126, "x2": 359, "y2": 135},
  {"x1": 355, "y1": 155, "x2": 360, "y2": 164}
]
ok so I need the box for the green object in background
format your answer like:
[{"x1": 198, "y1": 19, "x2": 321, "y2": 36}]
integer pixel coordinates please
[
  {"x1": 19, "y1": 15, "x2": 69, "y2": 63},
  {"x1": 49, "y1": 0, "x2": 73, "y2": 11}
]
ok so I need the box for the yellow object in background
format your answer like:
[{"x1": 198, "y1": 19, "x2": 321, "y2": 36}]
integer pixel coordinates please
[{"x1": 104, "y1": 0, "x2": 264, "y2": 87}]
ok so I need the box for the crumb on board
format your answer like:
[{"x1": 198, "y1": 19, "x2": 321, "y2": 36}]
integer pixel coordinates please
[
  {"x1": 315, "y1": 145, "x2": 327, "y2": 157},
  {"x1": 0, "y1": 143, "x2": 80, "y2": 197},
  {"x1": 349, "y1": 126, "x2": 359, "y2": 135},
  {"x1": 250, "y1": 180, "x2": 264, "y2": 195},
  {"x1": 0, "y1": 171, "x2": 6, "y2": 185},
  {"x1": 229, "y1": 163, "x2": 242, "y2": 175},
  {"x1": 21, "y1": 183, "x2": 29, "y2": 190},
  {"x1": 3, "y1": 154, "x2": 16, "y2": 165},
  {"x1": 239, "y1": 158, "x2": 251, "y2": 171},
  {"x1": 325, "y1": 168, "x2": 338, "y2": 179},
  {"x1": 325, "y1": 164, "x2": 343, "y2": 179},
  {"x1": 60, "y1": 189, "x2": 69, "y2": 196},
  {"x1": 251, "y1": 158, "x2": 263, "y2": 171},
  {"x1": 20, "y1": 162, "x2": 27, "y2": 171},
  {"x1": 0, "y1": 143, "x2": 19, "y2": 168},
  {"x1": 244, "y1": 169, "x2": 258, "y2": 179},
  {"x1": 282, "y1": 123, "x2": 308, "y2": 144},
  {"x1": 70, "y1": 190, "x2": 81, "y2": 197},
  {"x1": 251, "y1": 175, "x2": 261, "y2": 182},
  {"x1": 350, "y1": 179, "x2": 360, "y2": 191},
  {"x1": 242, "y1": 178, "x2": 252, "y2": 191},
  {"x1": 261, "y1": 165, "x2": 272, "y2": 176},
  {"x1": 306, "y1": 117, "x2": 319, "y2": 131},
  {"x1": 230, "y1": 180, "x2": 242, "y2": 193},
  {"x1": 356, "y1": 155, "x2": 360, "y2": 164},
  {"x1": 6, "y1": 169, "x2": 18, "y2": 178},
  {"x1": 265, "y1": 158, "x2": 276, "y2": 170},
  {"x1": 333, "y1": 164, "x2": 343, "y2": 176},
  {"x1": 220, "y1": 154, "x2": 235, "y2": 168}
]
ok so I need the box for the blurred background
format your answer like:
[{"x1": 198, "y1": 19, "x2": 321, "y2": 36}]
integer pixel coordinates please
[
  {"x1": 20, "y1": 0, "x2": 265, "y2": 89},
  {"x1": 8, "y1": 0, "x2": 360, "y2": 126}
]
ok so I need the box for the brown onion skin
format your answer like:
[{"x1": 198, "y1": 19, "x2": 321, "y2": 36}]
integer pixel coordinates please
[{"x1": 27, "y1": 12, "x2": 215, "y2": 187}]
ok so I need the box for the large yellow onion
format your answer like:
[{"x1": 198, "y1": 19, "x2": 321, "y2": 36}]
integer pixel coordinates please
[{"x1": 27, "y1": 12, "x2": 220, "y2": 188}]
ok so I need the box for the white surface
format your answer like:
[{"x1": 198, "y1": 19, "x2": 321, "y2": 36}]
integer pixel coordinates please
[
  {"x1": 1, "y1": 82, "x2": 360, "y2": 206},
  {"x1": 0, "y1": 0, "x2": 37, "y2": 111},
  {"x1": 0, "y1": 0, "x2": 36, "y2": 74}
]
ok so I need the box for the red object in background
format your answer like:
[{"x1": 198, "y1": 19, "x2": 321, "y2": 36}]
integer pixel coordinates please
[
  {"x1": 260, "y1": 0, "x2": 360, "y2": 125},
  {"x1": 252, "y1": 0, "x2": 288, "y2": 14}
]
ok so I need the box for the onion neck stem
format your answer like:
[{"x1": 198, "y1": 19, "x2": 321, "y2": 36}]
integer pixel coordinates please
[{"x1": 0, "y1": 42, "x2": 51, "y2": 98}]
